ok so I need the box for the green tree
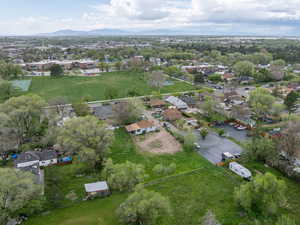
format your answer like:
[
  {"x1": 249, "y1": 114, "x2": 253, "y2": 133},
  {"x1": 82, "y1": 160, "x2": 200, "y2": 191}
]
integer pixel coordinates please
[
  {"x1": 0, "y1": 94, "x2": 46, "y2": 147},
  {"x1": 56, "y1": 116, "x2": 114, "y2": 167},
  {"x1": 284, "y1": 91, "x2": 299, "y2": 113},
  {"x1": 254, "y1": 69, "x2": 273, "y2": 82},
  {"x1": 276, "y1": 215, "x2": 296, "y2": 225},
  {"x1": 112, "y1": 100, "x2": 143, "y2": 125},
  {"x1": 0, "y1": 79, "x2": 17, "y2": 101},
  {"x1": 249, "y1": 52, "x2": 273, "y2": 65},
  {"x1": 200, "y1": 128, "x2": 209, "y2": 140},
  {"x1": 233, "y1": 61, "x2": 255, "y2": 77},
  {"x1": 148, "y1": 70, "x2": 166, "y2": 93},
  {"x1": 163, "y1": 66, "x2": 183, "y2": 77},
  {"x1": 248, "y1": 88, "x2": 276, "y2": 119},
  {"x1": 234, "y1": 173, "x2": 286, "y2": 216},
  {"x1": 0, "y1": 61, "x2": 23, "y2": 80},
  {"x1": 271, "y1": 59, "x2": 286, "y2": 67},
  {"x1": 271, "y1": 103, "x2": 285, "y2": 117},
  {"x1": 116, "y1": 186, "x2": 171, "y2": 225},
  {"x1": 244, "y1": 137, "x2": 278, "y2": 164},
  {"x1": 103, "y1": 159, "x2": 147, "y2": 191},
  {"x1": 208, "y1": 74, "x2": 222, "y2": 83},
  {"x1": 114, "y1": 61, "x2": 122, "y2": 71},
  {"x1": 72, "y1": 101, "x2": 91, "y2": 116},
  {"x1": 194, "y1": 72, "x2": 205, "y2": 83},
  {"x1": 50, "y1": 64, "x2": 64, "y2": 77},
  {"x1": 0, "y1": 168, "x2": 41, "y2": 225},
  {"x1": 184, "y1": 131, "x2": 197, "y2": 151}
]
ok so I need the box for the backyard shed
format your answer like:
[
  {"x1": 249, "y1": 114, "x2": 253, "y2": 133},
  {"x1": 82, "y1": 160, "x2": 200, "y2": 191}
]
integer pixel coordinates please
[{"x1": 84, "y1": 181, "x2": 110, "y2": 198}]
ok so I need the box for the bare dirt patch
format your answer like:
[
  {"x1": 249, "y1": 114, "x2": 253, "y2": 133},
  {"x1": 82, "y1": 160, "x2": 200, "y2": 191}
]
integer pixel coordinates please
[{"x1": 134, "y1": 129, "x2": 181, "y2": 154}]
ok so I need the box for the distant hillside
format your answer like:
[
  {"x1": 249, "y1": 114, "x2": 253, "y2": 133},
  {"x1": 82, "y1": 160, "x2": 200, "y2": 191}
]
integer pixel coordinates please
[{"x1": 37, "y1": 28, "x2": 194, "y2": 36}]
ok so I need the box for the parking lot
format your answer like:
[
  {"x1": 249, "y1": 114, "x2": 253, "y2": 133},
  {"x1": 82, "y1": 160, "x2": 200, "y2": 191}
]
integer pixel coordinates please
[
  {"x1": 217, "y1": 124, "x2": 250, "y2": 141},
  {"x1": 195, "y1": 132, "x2": 243, "y2": 164}
]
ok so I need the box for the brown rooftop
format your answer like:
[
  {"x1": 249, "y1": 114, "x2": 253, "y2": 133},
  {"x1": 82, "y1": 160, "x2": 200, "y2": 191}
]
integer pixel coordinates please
[
  {"x1": 163, "y1": 108, "x2": 182, "y2": 121},
  {"x1": 125, "y1": 120, "x2": 155, "y2": 132},
  {"x1": 150, "y1": 99, "x2": 166, "y2": 107}
]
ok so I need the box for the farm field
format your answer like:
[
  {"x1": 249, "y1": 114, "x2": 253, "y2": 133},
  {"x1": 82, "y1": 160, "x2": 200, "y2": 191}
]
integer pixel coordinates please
[
  {"x1": 27, "y1": 71, "x2": 194, "y2": 102},
  {"x1": 23, "y1": 130, "x2": 300, "y2": 225}
]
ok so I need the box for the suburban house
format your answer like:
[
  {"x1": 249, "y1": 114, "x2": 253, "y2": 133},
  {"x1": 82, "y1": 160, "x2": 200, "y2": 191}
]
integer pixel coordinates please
[
  {"x1": 149, "y1": 99, "x2": 167, "y2": 108},
  {"x1": 125, "y1": 120, "x2": 157, "y2": 135},
  {"x1": 165, "y1": 96, "x2": 188, "y2": 109},
  {"x1": 222, "y1": 73, "x2": 235, "y2": 82},
  {"x1": 163, "y1": 108, "x2": 182, "y2": 121},
  {"x1": 84, "y1": 181, "x2": 110, "y2": 198},
  {"x1": 15, "y1": 150, "x2": 58, "y2": 168},
  {"x1": 81, "y1": 68, "x2": 101, "y2": 76}
]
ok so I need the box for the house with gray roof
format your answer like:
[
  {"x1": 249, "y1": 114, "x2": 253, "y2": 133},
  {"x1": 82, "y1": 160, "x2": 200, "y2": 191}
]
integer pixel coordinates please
[
  {"x1": 165, "y1": 96, "x2": 188, "y2": 109},
  {"x1": 15, "y1": 150, "x2": 58, "y2": 168}
]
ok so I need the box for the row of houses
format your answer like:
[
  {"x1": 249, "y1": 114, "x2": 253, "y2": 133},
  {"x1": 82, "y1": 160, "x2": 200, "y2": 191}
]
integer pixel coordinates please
[
  {"x1": 182, "y1": 64, "x2": 228, "y2": 76},
  {"x1": 20, "y1": 59, "x2": 98, "y2": 71},
  {"x1": 14, "y1": 150, "x2": 72, "y2": 185}
]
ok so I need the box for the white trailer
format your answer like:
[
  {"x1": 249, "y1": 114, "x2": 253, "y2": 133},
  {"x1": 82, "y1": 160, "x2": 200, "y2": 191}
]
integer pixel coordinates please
[{"x1": 229, "y1": 162, "x2": 252, "y2": 180}]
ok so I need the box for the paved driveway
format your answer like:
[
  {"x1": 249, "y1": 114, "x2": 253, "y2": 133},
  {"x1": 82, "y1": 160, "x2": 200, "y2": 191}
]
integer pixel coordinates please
[{"x1": 195, "y1": 132, "x2": 243, "y2": 164}]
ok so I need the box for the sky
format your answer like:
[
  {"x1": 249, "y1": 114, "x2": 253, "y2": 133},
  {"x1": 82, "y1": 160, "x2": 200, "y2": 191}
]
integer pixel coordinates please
[{"x1": 1, "y1": 0, "x2": 300, "y2": 36}]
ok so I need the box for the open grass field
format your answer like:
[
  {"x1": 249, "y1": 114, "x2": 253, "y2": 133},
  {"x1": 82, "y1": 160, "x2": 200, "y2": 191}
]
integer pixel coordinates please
[
  {"x1": 27, "y1": 71, "x2": 194, "y2": 102},
  {"x1": 23, "y1": 130, "x2": 300, "y2": 225}
]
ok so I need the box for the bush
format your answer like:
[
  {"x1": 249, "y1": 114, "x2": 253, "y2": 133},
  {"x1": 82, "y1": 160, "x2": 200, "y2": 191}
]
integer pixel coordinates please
[
  {"x1": 217, "y1": 128, "x2": 226, "y2": 137},
  {"x1": 152, "y1": 163, "x2": 177, "y2": 176},
  {"x1": 200, "y1": 128, "x2": 209, "y2": 139},
  {"x1": 103, "y1": 159, "x2": 147, "y2": 192},
  {"x1": 153, "y1": 164, "x2": 165, "y2": 175}
]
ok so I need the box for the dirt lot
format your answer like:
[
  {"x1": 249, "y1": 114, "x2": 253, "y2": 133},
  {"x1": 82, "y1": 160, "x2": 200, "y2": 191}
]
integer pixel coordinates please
[{"x1": 134, "y1": 129, "x2": 182, "y2": 154}]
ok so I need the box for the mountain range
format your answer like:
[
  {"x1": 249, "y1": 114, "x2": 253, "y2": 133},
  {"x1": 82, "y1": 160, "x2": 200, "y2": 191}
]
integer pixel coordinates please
[{"x1": 37, "y1": 28, "x2": 194, "y2": 36}]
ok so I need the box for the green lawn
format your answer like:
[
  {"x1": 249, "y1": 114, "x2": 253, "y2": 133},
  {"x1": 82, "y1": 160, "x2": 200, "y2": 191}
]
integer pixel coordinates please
[
  {"x1": 24, "y1": 130, "x2": 300, "y2": 225},
  {"x1": 27, "y1": 72, "x2": 194, "y2": 102}
]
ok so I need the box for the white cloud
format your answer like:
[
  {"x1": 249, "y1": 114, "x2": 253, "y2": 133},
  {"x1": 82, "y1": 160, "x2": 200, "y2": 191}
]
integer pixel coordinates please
[{"x1": 0, "y1": 0, "x2": 300, "y2": 35}]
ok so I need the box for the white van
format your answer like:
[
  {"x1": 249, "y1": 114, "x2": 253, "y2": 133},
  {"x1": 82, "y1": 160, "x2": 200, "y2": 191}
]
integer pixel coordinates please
[{"x1": 229, "y1": 162, "x2": 252, "y2": 180}]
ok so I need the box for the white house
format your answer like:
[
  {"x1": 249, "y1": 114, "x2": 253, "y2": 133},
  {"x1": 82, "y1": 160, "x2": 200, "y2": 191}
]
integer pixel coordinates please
[
  {"x1": 125, "y1": 120, "x2": 157, "y2": 135},
  {"x1": 15, "y1": 151, "x2": 58, "y2": 168},
  {"x1": 165, "y1": 96, "x2": 188, "y2": 109}
]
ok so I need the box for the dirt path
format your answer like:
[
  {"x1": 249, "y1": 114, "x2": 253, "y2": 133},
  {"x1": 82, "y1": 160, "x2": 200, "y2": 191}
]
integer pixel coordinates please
[
  {"x1": 135, "y1": 129, "x2": 181, "y2": 154},
  {"x1": 134, "y1": 110, "x2": 182, "y2": 154}
]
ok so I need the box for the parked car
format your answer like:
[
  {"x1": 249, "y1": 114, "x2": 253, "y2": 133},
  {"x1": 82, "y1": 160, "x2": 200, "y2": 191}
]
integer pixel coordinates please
[
  {"x1": 234, "y1": 153, "x2": 241, "y2": 159},
  {"x1": 222, "y1": 152, "x2": 235, "y2": 161},
  {"x1": 236, "y1": 126, "x2": 247, "y2": 130},
  {"x1": 194, "y1": 143, "x2": 201, "y2": 150},
  {"x1": 163, "y1": 122, "x2": 172, "y2": 129}
]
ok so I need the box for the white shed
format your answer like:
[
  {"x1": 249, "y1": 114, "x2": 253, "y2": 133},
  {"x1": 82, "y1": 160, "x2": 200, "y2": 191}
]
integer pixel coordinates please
[{"x1": 84, "y1": 181, "x2": 110, "y2": 197}]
